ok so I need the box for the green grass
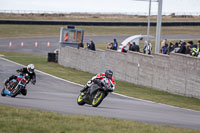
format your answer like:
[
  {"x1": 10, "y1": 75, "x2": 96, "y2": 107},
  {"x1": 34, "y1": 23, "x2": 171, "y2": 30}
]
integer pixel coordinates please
[
  {"x1": 1, "y1": 51, "x2": 200, "y2": 111},
  {"x1": 1, "y1": 24, "x2": 200, "y2": 39},
  {"x1": 1, "y1": 105, "x2": 199, "y2": 133}
]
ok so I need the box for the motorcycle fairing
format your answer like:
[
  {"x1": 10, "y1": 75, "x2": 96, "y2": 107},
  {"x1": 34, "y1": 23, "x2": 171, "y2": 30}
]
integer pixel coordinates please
[
  {"x1": 4, "y1": 89, "x2": 12, "y2": 96},
  {"x1": 89, "y1": 84, "x2": 100, "y2": 95}
]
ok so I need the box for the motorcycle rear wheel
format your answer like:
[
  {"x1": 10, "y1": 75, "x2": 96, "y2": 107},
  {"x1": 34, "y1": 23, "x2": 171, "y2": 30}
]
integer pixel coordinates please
[
  {"x1": 92, "y1": 91, "x2": 105, "y2": 107},
  {"x1": 77, "y1": 94, "x2": 85, "y2": 105}
]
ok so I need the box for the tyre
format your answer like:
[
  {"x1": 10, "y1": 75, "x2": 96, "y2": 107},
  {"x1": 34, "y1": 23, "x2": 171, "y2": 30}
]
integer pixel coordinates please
[
  {"x1": 1, "y1": 88, "x2": 6, "y2": 96},
  {"x1": 21, "y1": 88, "x2": 27, "y2": 96},
  {"x1": 92, "y1": 90, "x2": 105, "y2": 107},
  {"x1": 77, "y1": 94, "x2": 85, "y2": 105}
]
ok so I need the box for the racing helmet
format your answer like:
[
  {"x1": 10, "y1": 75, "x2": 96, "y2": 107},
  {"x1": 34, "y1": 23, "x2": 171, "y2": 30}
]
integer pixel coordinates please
[
  {"x1": 105, "y1": 70, "x2": 113, "y2": 79},
  {"x1": 27, "y1": 64, "x2": 35, "y2": 73}
]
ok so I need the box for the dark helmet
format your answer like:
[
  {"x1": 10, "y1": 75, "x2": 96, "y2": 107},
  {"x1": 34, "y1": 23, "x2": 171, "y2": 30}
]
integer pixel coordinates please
[{"x1": 105, "y1": 70, "x2": 113, "y2": 79}]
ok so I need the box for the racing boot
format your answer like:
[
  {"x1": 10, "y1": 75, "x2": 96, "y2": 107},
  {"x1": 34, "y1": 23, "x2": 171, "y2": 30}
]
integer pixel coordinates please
[{"x1": 80, "y1": 85, "x2": 89, "y2": 96}]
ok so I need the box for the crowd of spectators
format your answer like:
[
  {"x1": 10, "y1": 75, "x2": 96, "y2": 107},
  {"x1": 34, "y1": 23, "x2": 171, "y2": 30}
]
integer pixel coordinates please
[
  {"x1": 78, "y1": 39, "x2": 96, "y2": 51},
  {"x1": 119, "y1": 41, "x2": 152, "y2": 55},
  {"x1": 84, "y1": 37, "x2": 200, "y2": 58},
  {"x1": 160, "y1": 39, "x2": 200, "y2": 57}
]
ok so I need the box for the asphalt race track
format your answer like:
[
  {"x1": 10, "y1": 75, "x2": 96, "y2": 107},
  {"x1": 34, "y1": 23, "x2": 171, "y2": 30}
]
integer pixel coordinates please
[{"x1": 0, "y1": 58, "x2": 200, "y2": 130}]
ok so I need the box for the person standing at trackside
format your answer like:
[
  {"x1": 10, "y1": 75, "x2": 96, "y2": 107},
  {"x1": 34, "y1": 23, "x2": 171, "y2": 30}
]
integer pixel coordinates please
[
  {"x1": 190, "y1": 43, "x2": 199, "y2": 57},
  {"x1": 80, "y1": 70, "x2": 116, "y2": 95},
  {"x1": 4, "y1": 64, "x2": 36, "y2": 96},
  {"x1": 168, "y1": 42, "x2": 175, "y2": 54},
  {"x1": 143, "y1": 41, "x2": 152, "y2": 55},
  {"x1": 112, "y1": 38, "x2": 118, "y2": 50},
  {"x1": 197, "y1": 40, "x2": 200, "y2": 49},
  {"x1": 177, "y1": 40, "x2": 186, "y2": 54},
  {"x1": 130, "y1": 42, "x2": 140, "y2": 52},
  {"x1": 160, "y1": 39, "x2": 168, "y2": 54},
  {"x1": 185, "y1": 41, "x2": 193, "y2": 55},
  {"x1": 87, "y1": 40, "x2": 96, "y2": 51},
  {"x1": 190, "y1": 47, "x2": 199, "y2": 57},
  {"x1": 197, "y1": 40, "x2": 200, "y2": 57}
]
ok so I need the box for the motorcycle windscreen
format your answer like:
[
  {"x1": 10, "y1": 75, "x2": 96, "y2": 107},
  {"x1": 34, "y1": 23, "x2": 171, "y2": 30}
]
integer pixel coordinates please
[{"x1": 89, "y1": 84, "x2": 100, "y2": 95}]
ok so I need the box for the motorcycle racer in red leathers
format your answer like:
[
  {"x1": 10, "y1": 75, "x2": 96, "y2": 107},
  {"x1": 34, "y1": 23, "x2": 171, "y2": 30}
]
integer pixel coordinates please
[{"x1": 80, "y1": 70, "x2": 116, "y2": 95}]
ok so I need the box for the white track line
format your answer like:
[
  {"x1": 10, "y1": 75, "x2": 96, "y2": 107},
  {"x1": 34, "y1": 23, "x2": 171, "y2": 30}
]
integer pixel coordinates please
[{"x1": 1, "y1": 57, "x2": 200, "y2": 113}]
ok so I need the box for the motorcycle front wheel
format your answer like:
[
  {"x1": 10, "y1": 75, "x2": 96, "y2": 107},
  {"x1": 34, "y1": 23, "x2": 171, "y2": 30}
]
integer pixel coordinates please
[
  {"x1": 77, "y1": 94, "x2": 85, "y2": 105},
  {"x1": 1, "y1": 88, "x2": 6, "y2": 96},
  {"x1": 92, "y1": 90, "x2": 105, "y2": 107}
]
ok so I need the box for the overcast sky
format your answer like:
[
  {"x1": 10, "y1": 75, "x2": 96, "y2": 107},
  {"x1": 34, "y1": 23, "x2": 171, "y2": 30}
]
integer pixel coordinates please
[{"x1": 0, "y1": 0, "x2": 199, "y2": 15}]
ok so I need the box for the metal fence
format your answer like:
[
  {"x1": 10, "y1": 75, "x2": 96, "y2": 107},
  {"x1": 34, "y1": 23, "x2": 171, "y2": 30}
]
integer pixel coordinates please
[{"x1": 0, "y1": 10, "x2": 200, "y2": 16}]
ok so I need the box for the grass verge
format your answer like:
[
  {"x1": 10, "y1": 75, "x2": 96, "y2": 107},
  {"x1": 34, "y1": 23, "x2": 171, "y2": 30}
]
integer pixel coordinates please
[
  {"x1": 1, "y1": 24, "x2": 200, "y2": 38},
  {"x1": 1, "y1": 51, "x2": 200, "y2": 111},
  {"x1": 1, "y1": 105, "x2": 199, "y2": 133}
]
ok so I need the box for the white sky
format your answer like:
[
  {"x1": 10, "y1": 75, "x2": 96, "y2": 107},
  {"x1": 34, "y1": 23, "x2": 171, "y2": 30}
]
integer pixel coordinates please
[{"x1": 0, "y1": 0, "x2": 200, "y2": 15}]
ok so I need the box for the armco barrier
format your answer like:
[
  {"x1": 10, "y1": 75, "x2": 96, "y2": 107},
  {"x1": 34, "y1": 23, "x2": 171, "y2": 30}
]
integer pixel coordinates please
[
  {"x1": 58, "y1": 47, "x2": 200, "y2": 99},
  {"x1": 1, "y1": 20, "x2": 200, "y2": 26}
]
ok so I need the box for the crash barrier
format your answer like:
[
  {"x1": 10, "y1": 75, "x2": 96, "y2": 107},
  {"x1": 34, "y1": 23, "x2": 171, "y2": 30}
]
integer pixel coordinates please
[
  {"x1": 59, "y1": 46, "x2": 200, "y2": 99},
  {"x1": 1, "y1": 20, "x2": 200, "y2": 26}
]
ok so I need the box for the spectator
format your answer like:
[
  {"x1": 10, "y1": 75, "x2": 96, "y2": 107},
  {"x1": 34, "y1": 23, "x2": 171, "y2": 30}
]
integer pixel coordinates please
[
  {"x1": 107, "y1": 42, "x2": 113, "y2": 49},
  {"x1": 174, "y1": 42, "x2": 178, "y2": 48},
  {"x1": 190, "y1": 46, "x2": 199, "y2": 57},
  {"x1": 87, "y1": 40, "x2": 96, "y2": 51},
  {"x1": 143, "y1": 41, "x2": 152, "y2": 55},
  {"x1": 185, "y1": 41, "x2": 193, "y2": 55},
  {"x1": 121, "y1": 46, "x2": 127, "y2": 53},
  {"x1": 130, "y1": 42, "x2": 140, "y2": 52},
  {"x1": 112, "y1": 38, "x2": 118, "y2": 50},
  {"x1": 128, "y1": 42, "x2": 133, "y2": 51},
  {"x1": 176, "y1": 40, "x2": 186, "y2": 54},
  {"x1": 172, "y1": 42, "x2": 181, "y2": 53},
  {"x1": 179, "y1": 40, "x2": 186, "y2": 54},
  {"x1": 160, "y1": 40, "x2": 168, "y2": 54},
  {"x1": 168, "y1": 42, "x2": 175, "y2": 54},
  {"x1": 197, "y1": 40, "x2": 200, "y2": 49},
  {"x1": 192, "y1": 43, "x2": 198, "y2": 49}
]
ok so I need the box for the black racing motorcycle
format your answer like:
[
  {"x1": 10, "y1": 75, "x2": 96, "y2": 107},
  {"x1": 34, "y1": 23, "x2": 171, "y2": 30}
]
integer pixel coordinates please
[{"x1": 77, "y1": 78, "x2": 113, "y2": 107}]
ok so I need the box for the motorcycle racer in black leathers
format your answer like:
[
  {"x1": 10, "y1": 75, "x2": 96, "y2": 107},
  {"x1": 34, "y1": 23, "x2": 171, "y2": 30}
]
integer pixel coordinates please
[{"x1": 4, "y1": 64, "x2": 36, "y2": 96}]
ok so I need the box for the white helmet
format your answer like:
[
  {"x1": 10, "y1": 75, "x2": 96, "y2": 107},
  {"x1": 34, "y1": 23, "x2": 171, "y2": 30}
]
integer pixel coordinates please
[{"x1": 27, "y1": 64, "x2": 35, "y2": 73}]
